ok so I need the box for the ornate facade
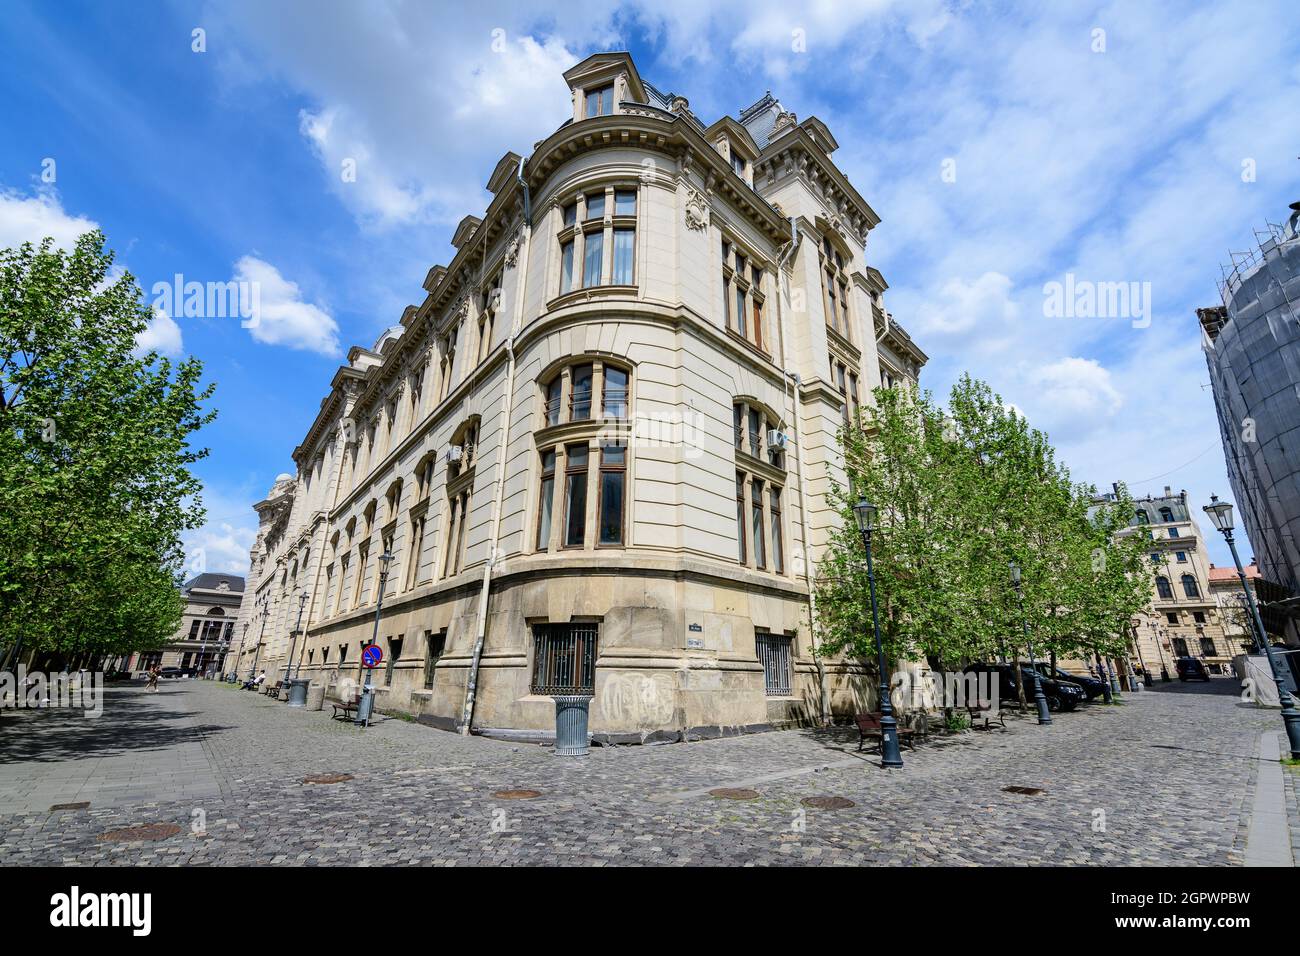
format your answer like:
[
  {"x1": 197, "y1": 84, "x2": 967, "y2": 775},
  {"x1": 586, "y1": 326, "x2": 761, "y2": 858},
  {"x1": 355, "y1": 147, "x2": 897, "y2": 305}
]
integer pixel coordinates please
[{"x1": 229, "y1": 52, "x2": 926, "y2": 740}]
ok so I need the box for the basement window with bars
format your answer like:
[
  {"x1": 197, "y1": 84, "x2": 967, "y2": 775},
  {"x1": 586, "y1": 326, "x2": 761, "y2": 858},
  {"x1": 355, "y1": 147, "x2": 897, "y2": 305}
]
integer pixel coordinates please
[
  {"x1": 756, "y1": 630, "x2": 793, "y2": 697},
  {"x1": 530, "y1": 622, "x2": 598, "y2": 695}
]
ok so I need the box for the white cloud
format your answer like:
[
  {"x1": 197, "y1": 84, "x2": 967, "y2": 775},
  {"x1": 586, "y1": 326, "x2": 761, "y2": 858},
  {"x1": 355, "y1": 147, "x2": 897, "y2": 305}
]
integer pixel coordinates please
[
  {"x1": 912, "y1": 271, "x2": 1019, "y2": 337},
  {"x1": 234, "y1": 255, "x2": 340, "y2": 356},
  {"x1": 0, "y1": 187, "x2": 98, "y2": 252},
  {"x1": 134, "y1": 307, "x2": 184, "y2": 357},
  {"x1": 1023, "y1": 356, "x2": 1123, "y2": 440},
  {"x1": 185, "y1": 520, "x2": 256, "y2": 577}
]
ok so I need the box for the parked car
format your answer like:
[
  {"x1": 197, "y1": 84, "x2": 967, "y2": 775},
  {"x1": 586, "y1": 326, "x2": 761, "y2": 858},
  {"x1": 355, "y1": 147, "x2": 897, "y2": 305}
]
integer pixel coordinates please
[
  {"x1": 1034, "y1": 663, "x2": 1107, "y2": 701},
  {"x1": 158, "y1": 666, "x2": 183, "y2": 679},
  {"x1": 964, "y1": 662, "x2": 1085, "y2": 712},
  {"x1": 1175, "y1": 657, "x2": 1211, "y2": 682}
]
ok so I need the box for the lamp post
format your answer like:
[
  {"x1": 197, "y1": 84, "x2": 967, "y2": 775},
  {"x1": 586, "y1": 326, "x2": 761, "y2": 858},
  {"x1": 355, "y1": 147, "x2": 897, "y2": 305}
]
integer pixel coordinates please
[
  {"x1": 247, "y1": 606, "x2": 270, "y2": 680},
  {"x1": 357, "y1": 551, "x2": 394, "y2": 730},
  {"x1": 283, "y1": 591, "x2": 308, "y2": 689},
  {"x1": 1203, "y1": 495, "x2": 1300, "y2": 759},
  {"x1": 1009, "y1": 560, "x2": 1052, "y2": 725},
  {"x1": 852, "y1": 498, "x2": 902, "y2": 768}
]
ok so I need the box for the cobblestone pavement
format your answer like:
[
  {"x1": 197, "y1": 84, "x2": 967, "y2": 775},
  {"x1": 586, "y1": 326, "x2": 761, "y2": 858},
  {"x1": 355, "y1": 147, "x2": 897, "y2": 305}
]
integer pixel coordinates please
[{"x1": 0, "y1": 677, "x2": 1285, "y2": 865}]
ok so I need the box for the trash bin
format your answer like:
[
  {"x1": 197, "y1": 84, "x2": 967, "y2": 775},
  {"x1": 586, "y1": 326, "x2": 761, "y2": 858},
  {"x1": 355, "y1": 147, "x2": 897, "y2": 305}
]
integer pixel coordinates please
[
  {"x1": 287, "y1": 678, "x2": 310, "y2": 708},
  {"x1": 306, "y1": 682, "x2": 326, "y2": 712},
  {"x1": 553, "y1": 695, "x2": 593, "y2": 756}
]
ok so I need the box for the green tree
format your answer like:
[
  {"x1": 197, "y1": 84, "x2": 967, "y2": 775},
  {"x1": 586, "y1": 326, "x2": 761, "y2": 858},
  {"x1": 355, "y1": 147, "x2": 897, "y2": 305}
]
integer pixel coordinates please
[{"x1": 0, "y1": 232, "x2": 214, "y2": 669}]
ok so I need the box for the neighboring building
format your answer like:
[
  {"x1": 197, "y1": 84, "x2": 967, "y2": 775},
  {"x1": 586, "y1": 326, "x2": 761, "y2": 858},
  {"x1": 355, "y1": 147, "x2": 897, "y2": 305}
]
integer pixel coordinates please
[
  {"x1": 234, "y1": 52, "x2": 925, "y2": 739},
  {"x1": 130, "y1": 573, "x2": 244, "y2": 674},
  {"x1": 1095, "y1": 486, "x2": 1232, "y2": 676},
  {"x1": 1208, "y1": 561, "x2": 1291, "y2": 652},
  {"x1": 1200, "y1": 200, "x2": 1300, "y2": 601}
]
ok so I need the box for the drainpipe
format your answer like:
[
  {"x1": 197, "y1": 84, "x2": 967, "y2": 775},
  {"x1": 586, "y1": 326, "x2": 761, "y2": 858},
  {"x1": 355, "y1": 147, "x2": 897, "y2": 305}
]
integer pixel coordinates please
[
  {"x1": 775, "y1": 216, "x2": 830, "y2": 726},
  {"x1": 460, "y1": 156, "x2": 531, "y2": 735}
]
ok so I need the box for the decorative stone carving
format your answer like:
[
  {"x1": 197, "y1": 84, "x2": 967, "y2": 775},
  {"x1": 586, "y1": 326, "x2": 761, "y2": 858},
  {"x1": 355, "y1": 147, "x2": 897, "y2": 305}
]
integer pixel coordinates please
[
  {"x1": 670, "y1": 96, "x2": 689, "y2": 114},
  {"x1": 770, "y1": 109, "x2": 797, "y2": 138},
  {"x1": 504, "y1": 231, "x2": 522, "y2": 268},
  {"x1": 683, "y1": 184, "x2": 712, "y2": 232}
]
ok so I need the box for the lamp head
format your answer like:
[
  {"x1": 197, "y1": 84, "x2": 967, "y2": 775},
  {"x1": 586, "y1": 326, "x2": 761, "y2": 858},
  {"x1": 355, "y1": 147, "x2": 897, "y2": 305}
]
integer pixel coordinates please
[
  {"x1": 1202, "y1": 494, "x2": 1233, "y2": 533},
  {"x1": 852, "y1": 498, "x2": 877, "y2": 533},
  {"x1": 1008, "y1": 560, "x2": 1022, "y2": 587}
]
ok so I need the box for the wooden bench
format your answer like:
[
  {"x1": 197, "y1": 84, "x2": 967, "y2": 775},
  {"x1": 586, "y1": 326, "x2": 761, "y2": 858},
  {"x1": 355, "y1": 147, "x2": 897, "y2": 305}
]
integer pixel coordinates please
[
  {"x1": 262, "y1": 681, "x2": 284, "y2": 699},
  {"x1": 327, "y1": 692, "x2": 359, "y2": 721},
  {"x1": 855, "y1": 712, "x2": 916, "y2": 753}
]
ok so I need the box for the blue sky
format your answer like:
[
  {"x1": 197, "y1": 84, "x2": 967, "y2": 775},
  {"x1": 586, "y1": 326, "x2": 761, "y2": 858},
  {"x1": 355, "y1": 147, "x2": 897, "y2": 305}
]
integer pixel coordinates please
[{"x1": 2, "y1": 0, "x2": 1297, "y2": 575}]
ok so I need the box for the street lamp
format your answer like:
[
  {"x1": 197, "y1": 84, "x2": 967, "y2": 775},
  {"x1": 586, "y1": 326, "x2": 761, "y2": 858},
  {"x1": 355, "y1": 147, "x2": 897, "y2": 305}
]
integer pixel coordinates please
[
  {"x1": 852, "y1": 498, "x2": 902, "y2": 768},
  {"x1": 283, "y1": 591, "x2": 308, "y2": 690},
  {"x1": 357, "y1": 551, "x2": 395, "y2": 729},
  {"x1": 247, "y1": 606, "x2": 270, "y2": 681},
  {"x1": 1203, "y1": 494, "x2": 1300, "y2": 759},
  {"x1": 1009, "y1": 560, "x2": 1052, "y2": 725}
]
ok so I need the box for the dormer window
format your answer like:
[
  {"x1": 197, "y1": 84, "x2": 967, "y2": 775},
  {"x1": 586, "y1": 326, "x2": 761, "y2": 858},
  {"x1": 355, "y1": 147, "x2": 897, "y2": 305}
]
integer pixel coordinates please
[
  {"x1": 731, "y1": 152, "x2": 747, "y2": 177},
  {"x1": 585, "y1": 84, "x2": 614, "y2": 118}
]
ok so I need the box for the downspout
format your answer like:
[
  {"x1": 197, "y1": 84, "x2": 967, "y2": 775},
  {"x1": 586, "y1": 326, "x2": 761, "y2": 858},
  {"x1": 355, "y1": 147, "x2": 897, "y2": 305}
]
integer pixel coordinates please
[
  {"x1": 460, "y1": 156, "x2": 531, "y2": 734},
  {"x1": 776, "y1": 216, "x2": 830, "y2": 726}
]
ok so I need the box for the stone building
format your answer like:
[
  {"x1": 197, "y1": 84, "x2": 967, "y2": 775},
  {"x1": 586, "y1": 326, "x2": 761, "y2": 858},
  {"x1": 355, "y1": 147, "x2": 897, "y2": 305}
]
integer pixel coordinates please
[
  {"x1": 1200, "y1": 201, "x2": 1300, "y2": 599},
  {"x1": 1101, "y1": 487, "x2": 1233, "y2": 677},
  {"x1": 131, "y1": 573, "x2": 243, "y2": 675},
  {"x1": 1208, "y1": 561, "x2": 1290, "y2": 652},
  {"x1": 231, "y1": 52, "x2": 925, "y2": 739}
]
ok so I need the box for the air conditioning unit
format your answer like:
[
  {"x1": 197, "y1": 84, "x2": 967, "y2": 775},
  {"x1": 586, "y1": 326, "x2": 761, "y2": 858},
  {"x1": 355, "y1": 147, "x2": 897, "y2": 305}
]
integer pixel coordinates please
[
  {"x1": 444, "y1": 446, "x2": 463, "y2": 464},
  {"x1": 767, "y1": 429, "x2": 788, "y2": 451}
]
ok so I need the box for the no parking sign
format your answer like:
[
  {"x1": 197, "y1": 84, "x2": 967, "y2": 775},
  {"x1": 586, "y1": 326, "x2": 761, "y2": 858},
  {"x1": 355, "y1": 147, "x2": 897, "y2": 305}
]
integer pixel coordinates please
[{"x1": 362, "y1": 645, "x2": 383, "y2": 669}]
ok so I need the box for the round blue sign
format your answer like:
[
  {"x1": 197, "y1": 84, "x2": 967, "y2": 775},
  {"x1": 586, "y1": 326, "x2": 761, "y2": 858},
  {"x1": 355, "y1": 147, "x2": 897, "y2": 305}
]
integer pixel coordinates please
[{"x1": 362, "y1": 645, "x2": 383, "y2": 668}]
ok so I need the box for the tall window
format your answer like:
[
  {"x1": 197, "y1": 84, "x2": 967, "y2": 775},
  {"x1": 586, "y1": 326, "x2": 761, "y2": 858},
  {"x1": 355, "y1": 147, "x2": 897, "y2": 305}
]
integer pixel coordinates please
[
  {"x1": 736, "y1": 472, "x2": 747, "y2": 564},
  {"x1": 570, "y1": 364, "x2": 593, "y2": 420},
  {"x1": 756, "y1": 630, "x2": 793, "y2": 696},
  {"x1": 564, "y1": 444, "x2": 589, "y2": 548},
  {"x1": 442, "y1": 489, "x2": 470, "y2": 578},
  {"x1": 602, "y1": 366, "x2": 628, "y2": 420},
  {"x1": 733, "y1": 401, "x2": 786, "y2": 575},
  {"x1": 1199, "y1": 637, "x2": 1216, "y2": 656},
  {"x1": 721, "y1": 238, "x2": 765, "y2": 350},
  {"x1": 821, "y1": 235, "x2": 851, "y2": 340},
  {"x1": 556, "y1": 187, "x2": 637, "y2": 294},
  {"x1": 545, "y1": 377, "x2": 563, "y2": 426},
  {"x1": 1156, "y1": 576, "x2": 1173, "y2": 599},
  {"x1": 531, "y1": 622, "x2": 598, "y2": 694},
  {"x1": 770, "y1": 487, "x2": 784, "y2": 574},
  {"x1": 584, "y1": 85, "x2": 614, "y2": 117},
  {"x1": 1181, "y1": 574, "x2": 1200, "y2": 599},
  {"x1": 405, "y1": 513, "x2": 426, "y2": 591},
  {"x1": 1173, "y1": 637, "x2": 1190, "y2": 657},
  {"x1": 424, "y1": 629, "x2": 446, "y2": 689},
  {"x1": 353, "y1": 544, "x2": 370, "y2": 608},
  {"x1": 478, "y1": 270, "x2": 501, "y2": 363},
  {"x1": 598, "y1": 442, "x2": 625, "y2": 546},
  {"x1": 537, "y1": 450, "x2": 555, "y2": 550},
  {"x1": 384, "y1": 635, "x2": 402, "y2": 685}
]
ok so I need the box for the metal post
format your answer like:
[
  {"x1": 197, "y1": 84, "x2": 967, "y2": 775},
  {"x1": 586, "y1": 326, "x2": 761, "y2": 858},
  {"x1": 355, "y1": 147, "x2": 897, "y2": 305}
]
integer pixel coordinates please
[
  {"x1": 247, "y1": 608, "x2": 269, "y2": 681},
  {"x1": 359, "y1": 553, "x2": 393, "y2": 730},
  {"x1": 283, "y1": 593, "x2": 307, "y2": 690},
  {"x1": 860, "y1": 526, "x2": 903, "y2": 768},
  {"x1": 1012, "y1": 569, "x2": 1052, "y2": 725},
  {"x1": 1225, "y1": 531, "x2": 1300, "y2": 759}
]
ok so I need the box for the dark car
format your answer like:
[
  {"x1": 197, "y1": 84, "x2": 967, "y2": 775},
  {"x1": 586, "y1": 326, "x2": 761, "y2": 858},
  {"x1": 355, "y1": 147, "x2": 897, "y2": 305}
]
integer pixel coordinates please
[
  {"x1": 158, "y1": 666, "x2": 183, "y2": 679},
  {"x1": 1035, "y1": 663, "x2": 1107, "y2": 701},
  {"x1": 1175, "y1": 657, "x2": 1211, "y2": 682},
  {"x1": 964, "y1": 662, "x2": 1084, "y2": 712}
]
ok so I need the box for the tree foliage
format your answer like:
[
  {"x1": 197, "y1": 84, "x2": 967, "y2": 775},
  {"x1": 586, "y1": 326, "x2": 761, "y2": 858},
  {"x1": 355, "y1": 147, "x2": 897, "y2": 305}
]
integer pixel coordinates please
[
  {"x1": 814, "y1": 375, "x2": 1151, "y2": 679},
  {"x1": 0, "y1": 232, "x2": 215, "y2": 664}
]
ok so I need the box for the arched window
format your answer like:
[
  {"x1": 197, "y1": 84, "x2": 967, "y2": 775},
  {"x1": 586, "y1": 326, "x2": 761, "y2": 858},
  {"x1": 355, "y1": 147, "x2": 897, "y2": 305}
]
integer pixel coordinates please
[
  {"x1": 819, "y1": 233, "x2": 852, "y2": 341},
  {"x1": 1156, "y1": 576, "x2": 1173, "y2": 599},
  {"x1": 1135, "y1": 509, "x2": 1149, "y2": 524},
  {"x1": 538, "y1": 359, "x2": 631, "y2": 428},
  {"x1": 1181, "y1": 574, "x2": 1200, "y2": 599},
  {"x1": 533, "y1": 361, "x2": 631, "y2": 554},
  {"x1": 441, "y1": 419, "x2": 479, "y2": 578}
]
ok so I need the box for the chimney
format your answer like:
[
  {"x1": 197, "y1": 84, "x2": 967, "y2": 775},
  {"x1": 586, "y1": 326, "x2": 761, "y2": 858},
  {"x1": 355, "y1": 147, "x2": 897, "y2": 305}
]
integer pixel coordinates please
[{"x1": 1164, "y1": 485, "x2": 1171, "y2": 498}]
